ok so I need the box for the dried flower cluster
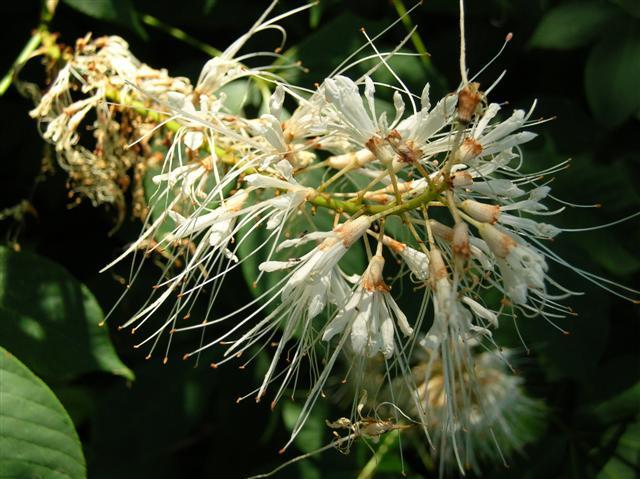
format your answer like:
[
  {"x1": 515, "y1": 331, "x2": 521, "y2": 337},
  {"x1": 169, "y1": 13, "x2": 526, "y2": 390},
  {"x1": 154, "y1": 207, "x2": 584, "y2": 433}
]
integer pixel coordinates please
[
  {"x1": 28, "y1": 2, "x2": 637, "y2": 475},
  {"x1": 30, "y1": 34, "x2": 193, "y2": 226}
]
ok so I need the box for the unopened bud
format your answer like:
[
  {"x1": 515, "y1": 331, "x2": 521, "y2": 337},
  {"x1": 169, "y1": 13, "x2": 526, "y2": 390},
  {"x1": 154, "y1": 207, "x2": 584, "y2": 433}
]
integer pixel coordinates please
[
  {"x1": 327, "y1": 148, "x2": 375, "y2": 169},
  {"x1": 382, "y1": 235, "x2": 406, "y2": 253},
  {"x1": 460, "y1": 199, "x2": 500, "y2": 224},
  {"x1": 225, "y1": 189, "x2": 248, "y2": 212},
  {"x1": 452, "y1": 222, "x2": 470, "y2": 257},
  {"x1": 335, "y1": 215, "x2": 371, "y2": 248},
  {"x1": 429, "y1": 220, "x2": 454, "y2": 241},
  {"x1": 477, "y1": 223, "x2": 517, "y2": 258},
  {"x1": 451, "y1": 170, "x2": 474, "y2": 188},
  {"x1": 362, "y1": 192, "x2": 391, "y2": 204},
  {"x1": 428, "y1": 248, "x2": 448, "y2": 281},
  {"x1": 363, "y1": 255, "x2": 388, "y2": 291},
  {"x1": 455, "y1": 138, "x2": 483, "y2": 163}
]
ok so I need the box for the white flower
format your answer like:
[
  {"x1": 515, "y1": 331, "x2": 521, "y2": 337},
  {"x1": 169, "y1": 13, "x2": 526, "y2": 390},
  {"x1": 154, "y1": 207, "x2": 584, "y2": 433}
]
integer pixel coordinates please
[
  {"x1": 244, "y1": 160, "x2": 311, "y2": 230},
  {"x1": 478, "y1": 223, "x2": 548, "y2": 304},
  {"x1": 215, "y1": 215, "x2": 372, "y2": 402},
  {"x1": 324, "y1": 75, "x2": 381, "y2": 145},
  {"x1": 322, "y1": 255, "x2": 413, "y2": 359},
  {"x1": 412, "y1": 346, "x2": 544, "y2": 474},
  {"x1": 167, "y1": 189, "x2": 248, "y2": 260},
  {"x1": 395, "y1": 87, "x2": 457, "y2": 152},
  {"x1": 382, "y1": 235, "x2": 430, "y2": 281},
  {"x1": 471, "y1": 102, "x2": 538, "y2": 156}
]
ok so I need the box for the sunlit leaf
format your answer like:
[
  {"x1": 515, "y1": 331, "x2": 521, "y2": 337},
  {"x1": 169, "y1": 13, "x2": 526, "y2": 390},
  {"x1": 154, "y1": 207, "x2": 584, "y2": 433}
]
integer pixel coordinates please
[
  {"x1": 0, "y1": 246, "x2": 133, "y2": 381},
  {"x1": 530, "y1": 1, "x2": 618, "y2": 50}
]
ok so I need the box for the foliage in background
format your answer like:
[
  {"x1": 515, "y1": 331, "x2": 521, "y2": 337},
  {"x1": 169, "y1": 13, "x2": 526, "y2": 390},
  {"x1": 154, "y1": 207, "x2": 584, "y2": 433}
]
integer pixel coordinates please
[{"x1": 0, "y1": 0, "x2": 638, "y2": 478}]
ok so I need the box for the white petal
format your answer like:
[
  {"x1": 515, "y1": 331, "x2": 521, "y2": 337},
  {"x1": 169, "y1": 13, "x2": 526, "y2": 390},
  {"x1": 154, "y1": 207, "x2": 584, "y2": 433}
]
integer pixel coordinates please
[
  {"x1": 269, "y1": 85, "x2": 285, "y2": 119},
  {"x1": 259, "y1": 259, "x2": 300, "y2": 272},
  {"x1": 323, "y1": 310, "x2": 352, "y2": 342},
  {"x1": 387, "y1": 295, "x2": 413, "y2": 336},
  {"x1": 420, "y1": 83, "x2": 431, "y2": 111},
  {"x1": 461, "y1": 296, "x2": 499, "y2": 327},
  {"x1": 184, "y1": 131, "x2": 204, "y2": 151}
]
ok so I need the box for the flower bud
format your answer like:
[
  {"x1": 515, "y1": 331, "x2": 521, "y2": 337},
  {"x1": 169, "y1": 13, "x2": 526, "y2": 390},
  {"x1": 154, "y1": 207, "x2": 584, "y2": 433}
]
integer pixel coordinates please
[
  {"x1": 334, "y1": 215, "x2": 371, "y2": 248},
  {"x1": 363, "y1": 255, "x2": 387, "y2": 291},
  {"x1": 327, "y1": 148, "x2": 375, "y2": 169},
  {"x1": 454, "y1": 138, "x2": 483, "y2": 163},
  {"x1": 477, "y1": 223, "x2": 516, "y2": 258},
  {"x1": 460, "y1": 199, "x2": 500, "y2": 224},
  {"x1": 452, "y1": 222, "x2": 470, "y2": 258},
  {"x1": 428, "y1": 248, "x2": 448, "y2": 282},
  {"x1": 451, "y1": 170, "x2": 474, "y2": 188},
  {"x1": 429, "y1": 220, "x2": 454, "y2": 241},
  {"x1": 225, "y1": 189, "x2": 248, "y2": 212},
  {"x1": 382, "y1": 235, "x2": 406, "y2": 253}
]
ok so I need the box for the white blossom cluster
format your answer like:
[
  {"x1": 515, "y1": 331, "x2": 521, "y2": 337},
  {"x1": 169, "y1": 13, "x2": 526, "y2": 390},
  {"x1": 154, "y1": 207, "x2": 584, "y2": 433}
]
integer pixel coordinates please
[{"x1": 30, "y1": 1, "x2": 638, "y2": 475}]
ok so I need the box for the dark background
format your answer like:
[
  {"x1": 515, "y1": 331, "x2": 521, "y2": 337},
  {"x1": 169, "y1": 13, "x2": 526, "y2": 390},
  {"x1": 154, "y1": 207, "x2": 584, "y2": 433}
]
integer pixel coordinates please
[{"x1": 1, "y1": 1, "x2": 639, "y2": 477}]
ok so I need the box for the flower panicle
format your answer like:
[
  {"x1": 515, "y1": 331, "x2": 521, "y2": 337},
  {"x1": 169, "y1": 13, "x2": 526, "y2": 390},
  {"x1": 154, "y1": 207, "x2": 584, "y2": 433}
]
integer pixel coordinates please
[{"x1": 25, "y1": 2, "x2": 640, "y2": 475}]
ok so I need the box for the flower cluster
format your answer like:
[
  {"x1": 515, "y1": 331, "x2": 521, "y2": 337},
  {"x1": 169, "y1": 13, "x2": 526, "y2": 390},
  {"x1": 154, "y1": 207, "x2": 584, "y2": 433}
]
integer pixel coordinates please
[
  {"x1": 28, "y1": 2, "x2": 638, "y2": 475},
  {"x1": 29, "y1": 34, "x2": 194, "y2": 226}
]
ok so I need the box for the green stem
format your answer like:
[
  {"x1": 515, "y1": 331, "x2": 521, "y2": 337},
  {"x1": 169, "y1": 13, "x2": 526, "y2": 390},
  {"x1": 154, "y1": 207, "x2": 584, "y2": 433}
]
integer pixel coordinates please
[
  {"x1": 0, "y1": 33, "x2": 43, "y2": 96},
  {"x1": 140, "y1": 13, "x2": 276, "y2": 98},
  {"x1": 390, "y1": 0, "x2": 431, "y2": 69},
  {"x1": 141, "y1": 14, "x2": 222, "y2": 58},
  {"x1": 375, "y1": 181, "x2": 445, "y2": 219},
  {"x1": 0, "y1": 0, "x2": 58, "y2": 96},
  {"x1": 308, "y1": 178, "x2": 444, "y2": 218}
]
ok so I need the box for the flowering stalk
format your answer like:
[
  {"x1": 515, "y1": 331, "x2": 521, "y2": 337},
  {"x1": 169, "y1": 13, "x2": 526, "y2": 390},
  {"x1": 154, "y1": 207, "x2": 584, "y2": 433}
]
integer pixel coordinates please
[{"x1": 23, "y1": 1, "x2": 640, "y2": 476}]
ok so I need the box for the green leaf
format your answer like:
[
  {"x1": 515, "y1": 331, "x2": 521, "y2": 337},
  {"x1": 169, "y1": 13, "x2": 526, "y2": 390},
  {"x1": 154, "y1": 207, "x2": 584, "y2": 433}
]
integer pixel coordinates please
[
  {"x1": 282, "y1": 400, "x2": 328, "y2": 453},
  {"x1": 589, "y1": 382, "x2": 640, "y2": 425},
  {"x1": 596, "y1": 418, "x2": 640, "y2": 479},
  {"x1": 0, "y1": 246, "x2": 133, "y2": 381},
  {"x1": 0, "y1": 347, "x2": 86, "y2": 479},
  {"x1": 585, "y1": 26, "x2": 640, "y2": 127},
  {"x1": 530, "y1": 2, "x2": 618, "y2": 50},
  {"x1": 62, "y1": 0, "x2": 147, "y2": 38}
]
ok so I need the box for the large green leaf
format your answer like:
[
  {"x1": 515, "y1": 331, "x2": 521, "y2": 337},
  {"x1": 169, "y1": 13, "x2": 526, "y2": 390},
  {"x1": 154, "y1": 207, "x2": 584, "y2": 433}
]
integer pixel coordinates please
[
  {"x1": 588, "y1": 382, "x2": 640, "y2": 425},
  {"x1": 282, "y1": 400, "x2": 328, "y2": 453},
  {"x1": 62, "y1": 0, "x2": 147, "y2": 38},
  {"x1": 0, "y1": 246, "x2": 133, "y2": 381},
  {"x1": 596, "y1": 418, "x2": 640, "y2": 479},
  {"x1": 585, "y1": 25, "x2": 640, "y2": 127},
  {"x1": 530, "y1": 1, "x2": 618, "y2": 50},
  {"x1": 0, "y1": 347, "x2": 86, "y2": 479}
]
